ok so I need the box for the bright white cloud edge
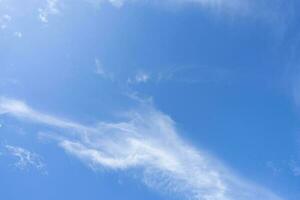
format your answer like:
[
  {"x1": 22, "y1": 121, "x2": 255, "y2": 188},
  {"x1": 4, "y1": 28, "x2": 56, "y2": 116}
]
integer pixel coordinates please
[{"x1": 0, "y1": 97, "x2": 283, "y2": 200}]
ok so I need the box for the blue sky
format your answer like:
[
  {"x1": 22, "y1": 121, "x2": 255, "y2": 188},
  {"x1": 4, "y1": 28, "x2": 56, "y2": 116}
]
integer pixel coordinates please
[{"x1": 0, "y1": 0, "x2": 300, "y2": 200}]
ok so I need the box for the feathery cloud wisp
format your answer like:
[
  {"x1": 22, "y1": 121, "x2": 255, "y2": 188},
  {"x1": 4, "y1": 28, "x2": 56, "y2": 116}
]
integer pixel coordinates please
[
  {"x1": 5, "y1": 145, "x2": 46, "y2": 172},
  {"x1": 0, "y1": 97, "x2": 283, "y2": 200}
]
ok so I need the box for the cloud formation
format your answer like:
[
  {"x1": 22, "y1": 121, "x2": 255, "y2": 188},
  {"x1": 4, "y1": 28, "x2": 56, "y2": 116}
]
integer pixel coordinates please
[
  {"x1": 0, "y1": 14, "x2": 11, "y2": 29},
  {"x1": 95, "y1": 58, "x2": 106, "y2": 76},
  {"x1": 0, "y1": 97, "x2": 283, "y2": 200},
  {"x1": 5, "y1": 145, "x2": 46, "y2": 172},
  {"x1": 14, "y1": 31, "x2": 22, "y2": 38},
  {"x1": 94, "y1": 58, "x2": 114, "y2": 80},
  {"x1": 127, "y1": 72, "x2": 150, "y2": 84},
  {"x1": 38, "y1": 0, "x2": 59, "y2": 23}
]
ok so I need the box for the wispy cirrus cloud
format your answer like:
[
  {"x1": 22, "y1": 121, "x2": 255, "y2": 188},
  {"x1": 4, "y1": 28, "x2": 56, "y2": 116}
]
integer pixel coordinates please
[
  {"x1": 4, "y1": 145, "x2": 46, "y2": 172},
  {"x1": 0, "y1": 97, "x2": 283, "y2": 200}
]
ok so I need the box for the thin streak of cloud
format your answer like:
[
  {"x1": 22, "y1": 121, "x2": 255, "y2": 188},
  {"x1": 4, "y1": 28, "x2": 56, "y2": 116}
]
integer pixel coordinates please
[
  {"x1": 95, "y1": 58, "x2": 105, "y2": 76},
  {"x1": 0, "y1": 97, "x2": 93, "y2": 132},
  {"x1": 0, "y1": 97, "x2": 284, "y2": 200},
  {"x1": 94, "y1": 58, "x2": 114, "y2": 80}
]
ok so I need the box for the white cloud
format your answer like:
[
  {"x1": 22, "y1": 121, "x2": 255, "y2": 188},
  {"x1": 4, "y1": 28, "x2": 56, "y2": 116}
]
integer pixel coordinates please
[
  {"x1": 0, "y1": 14, "x2": 11, "y2": 29},
  {"x1": 14, "y1": 31, "x2": 22, "y2": 38},
  {"x1": 0, "y1": 97, "x2": 283, "y2": 200},
  {"x1": 127, "y1": 72, "x2": 150, "y2": 84},
  {"x1": 0, "y1": 97, "x2": 95, "y2": 133},
  {"x1": 135, "y1": 73, "x2": 150, "y2": 83},
  {"x1": 95, "y1": 58, "x2": 105, "y2": 76},
  {"x1": 5, "y1": 145, "x2": 46, "y2": 172},
  {"x1": 94, "y1": 58, "x2": 114, "y2": 80},
  {"x1": 38, "y1": 0, "x2": 59, "y2": 23}
]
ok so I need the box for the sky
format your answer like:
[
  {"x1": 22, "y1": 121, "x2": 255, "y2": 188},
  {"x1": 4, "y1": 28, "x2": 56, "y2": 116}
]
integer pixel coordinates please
[{"x1": 0, "y1": 0, "x2": 300, "y2": 200}]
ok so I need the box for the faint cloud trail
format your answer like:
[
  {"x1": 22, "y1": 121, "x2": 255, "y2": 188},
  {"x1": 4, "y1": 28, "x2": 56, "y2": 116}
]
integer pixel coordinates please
[{"x1": 0, "y1": 97, "x2": 284, "y2": 200}]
